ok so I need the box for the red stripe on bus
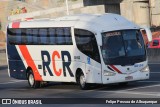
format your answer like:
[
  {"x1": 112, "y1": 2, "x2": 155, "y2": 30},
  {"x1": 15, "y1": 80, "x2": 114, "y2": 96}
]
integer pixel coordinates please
[
  {"x1": 19, "y1": 45, "x2": 42, "y2": 81},
  {"x1": 12, "y1": 22, "x2": 20, "y2": 28},
  {"x1": 110, "y1": 65, "x2": 122, "y2": 74}
]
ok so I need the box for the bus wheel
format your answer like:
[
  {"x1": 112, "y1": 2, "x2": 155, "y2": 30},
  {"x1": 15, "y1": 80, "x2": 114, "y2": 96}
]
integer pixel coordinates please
[
  {"x1": 78, "y1": 72, "x2": 89, "y2": 90},
  {"x1": 27, "y1": 70, "x2": 40, "y2": 88}
]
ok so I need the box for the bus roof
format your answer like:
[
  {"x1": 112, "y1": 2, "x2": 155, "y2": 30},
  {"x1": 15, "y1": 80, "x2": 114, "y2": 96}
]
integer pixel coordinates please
[{"x1": 8, "y1": 13, "x2": 139, "y2": 33}]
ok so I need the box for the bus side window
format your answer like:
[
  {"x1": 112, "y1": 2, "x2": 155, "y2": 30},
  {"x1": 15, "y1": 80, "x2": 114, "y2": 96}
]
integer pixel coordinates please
[
  {"x1": 49, "y1": 28, "x2": 56, "y2": 45},
  {"x1": 8, "y1": 28, "x2": 16, "y2": 45},
  {"x1": 64, "y1": 27, "x2": 72, "y2": 45},
  {"x1": 32, "y1": 29, "x2": 38, "y2": 45},
  {"x1": 26, "y1": 29, "x2": 33, "y2": 44},
  {"x1": 16, "y1": 29, "x2": 22, "y2": 44},
  {"x1": 21, "y1": 29, "x2": 27, "y2": 44},
  {"x1": 8, "y1": 28, "x2": 21, "y2": 45},
  {"x1": 39, "y1": 29, "x2": 48, "y2": 44},
  {"x1": 56, "y1": 28, "x2": 65, "y2": 45},
  {"x1": 75, "y1": 29, "x2": 101, "y2": 63}
]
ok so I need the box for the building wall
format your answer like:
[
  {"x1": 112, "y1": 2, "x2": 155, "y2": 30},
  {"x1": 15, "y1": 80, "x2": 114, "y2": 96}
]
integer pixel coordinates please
[
  {"x1": 0, "y1": 2, "x2": 9, "y2": 41},
  {"x1": 0, "y1": 1, "x2": 9, "y2": 31},
  {"x1": 1, "y1": 0, "x2": 160, "y2": 31},
  {"x1": 151, "y1": 0, "x2": 160, "y2": 26},
  {"x1": 120, "y1": 0, "x2": 160, "y2": 27},
  {"x1": 25, "y1": 0, "x2": 83, "y2": 9},
  {"x1": 120, "y1": 1, "x2": 150, "y2": 27},
  {"x1": 83, "y1": 0, "x2": 160, "y2": 27},
  {"x1": 0, "y1": 0, "x2": 104, "y2": 31}
]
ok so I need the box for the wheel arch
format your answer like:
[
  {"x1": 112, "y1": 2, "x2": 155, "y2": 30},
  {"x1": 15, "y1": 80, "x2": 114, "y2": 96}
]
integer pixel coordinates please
[
  {"x1": 26, "y1": 66, "x2": 33, "y2": 79},
  {"x1": 75, "y1": 68, "x2": 84, "y2": 83}
]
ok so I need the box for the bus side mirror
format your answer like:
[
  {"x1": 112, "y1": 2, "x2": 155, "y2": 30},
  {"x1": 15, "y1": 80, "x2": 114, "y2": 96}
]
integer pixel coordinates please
[{"x1": 140, "y1": 27, "x2": 152, "y2": 42}]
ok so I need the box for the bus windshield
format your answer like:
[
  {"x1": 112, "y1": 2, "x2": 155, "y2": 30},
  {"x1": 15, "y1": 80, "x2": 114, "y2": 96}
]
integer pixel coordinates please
[{"x1": 101, "y1": 29, "x2": 146, "y2": 65}]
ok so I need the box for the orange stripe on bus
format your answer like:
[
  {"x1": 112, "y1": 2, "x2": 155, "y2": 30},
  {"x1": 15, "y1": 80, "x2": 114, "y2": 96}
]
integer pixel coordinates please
[
  {"x1": 12, "y1": 22, "x2": 20, "y2": 28},
  {"x1": 19, "y1": 45, "x2": 42, "y2": 81}
]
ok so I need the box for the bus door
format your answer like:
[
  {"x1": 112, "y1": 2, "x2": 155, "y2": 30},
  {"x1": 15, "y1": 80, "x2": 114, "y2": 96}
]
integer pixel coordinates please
[{"x1": 74, "y1": 29, "x2": 102, "y2": 83}]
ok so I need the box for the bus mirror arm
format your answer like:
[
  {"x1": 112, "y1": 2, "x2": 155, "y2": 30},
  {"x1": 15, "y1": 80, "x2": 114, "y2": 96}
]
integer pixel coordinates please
[{"x1": 140, "y1": 27, "x2": 152, "y2": 42}]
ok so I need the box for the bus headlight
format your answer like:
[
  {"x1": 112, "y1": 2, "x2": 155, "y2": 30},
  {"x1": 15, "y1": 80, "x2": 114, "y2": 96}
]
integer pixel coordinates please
[
  {"x1": 104, "y1": 70, "x2": 116, "y2": 76},
  {"x1": 140, "y1": 66, "x2": 149, "y2": 72}
]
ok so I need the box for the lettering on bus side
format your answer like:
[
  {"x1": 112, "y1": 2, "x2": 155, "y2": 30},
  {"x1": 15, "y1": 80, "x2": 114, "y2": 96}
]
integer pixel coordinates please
[{"x1": 41, "y1": 51, "x2": 74, "y2": 77}]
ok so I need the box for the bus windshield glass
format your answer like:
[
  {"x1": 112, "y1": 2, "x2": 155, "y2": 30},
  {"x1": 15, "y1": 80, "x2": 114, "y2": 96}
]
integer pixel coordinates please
[{"x1": 101, "y1": 29, "x2": 146, "y2": 65}]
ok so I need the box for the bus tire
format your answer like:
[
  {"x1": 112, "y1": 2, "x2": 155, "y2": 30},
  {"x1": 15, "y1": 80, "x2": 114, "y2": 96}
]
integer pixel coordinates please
[
  {"x1": 78, "y1": 72, "x2": 89, "y2": 90},
  {"x1": 27, "y1": 70, "x2": 40, "y2": 88}
]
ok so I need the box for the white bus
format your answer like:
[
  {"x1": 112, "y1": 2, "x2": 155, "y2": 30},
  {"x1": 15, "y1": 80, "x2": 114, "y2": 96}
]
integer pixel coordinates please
[{"x1": 6, "y1": 14, "x2": 152, "y2": 89}]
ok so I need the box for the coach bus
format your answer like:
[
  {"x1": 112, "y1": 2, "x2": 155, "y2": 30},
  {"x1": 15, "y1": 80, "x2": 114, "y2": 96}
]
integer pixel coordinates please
[{"x1": 6, "y1": 14, "x2": 152, "y2": 89}]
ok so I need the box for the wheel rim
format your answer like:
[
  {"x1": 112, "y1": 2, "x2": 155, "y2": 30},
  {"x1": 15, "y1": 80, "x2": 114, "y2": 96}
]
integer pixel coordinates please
[
  {"x1": 80, "y1": 74, "x2": 85, "y2": 88},
  {"x1": 29, "y1": 74, "x2": 34, "y2": 86}
]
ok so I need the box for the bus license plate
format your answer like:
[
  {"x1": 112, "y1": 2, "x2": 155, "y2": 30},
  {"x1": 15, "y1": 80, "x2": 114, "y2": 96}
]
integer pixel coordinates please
[{"x1": 125, "y1": 76, "x2": 133, "y2": 80}]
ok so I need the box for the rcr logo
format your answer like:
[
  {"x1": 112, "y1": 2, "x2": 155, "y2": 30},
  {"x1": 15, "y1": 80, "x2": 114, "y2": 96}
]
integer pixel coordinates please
[{"x1": 41, "y1": 51, "x2": 74, "y2": 77}]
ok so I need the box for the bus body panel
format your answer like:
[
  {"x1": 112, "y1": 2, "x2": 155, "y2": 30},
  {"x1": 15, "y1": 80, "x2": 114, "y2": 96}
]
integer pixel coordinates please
[
  {"x1": 102, "y1": 60, "x2": 149, "y2": 84},
  {"x1": 102, "y1": 69, "x2": 149, "y2": 84},
  {"x1": 7, "y1": 45, "x2": 27, "y2": 79},
  {"x1": 7, "y1": 43, "x2": 102, "y2": 83},
  {"x1": 85, "y1": 63, "x2": 101, "y2": 83}
]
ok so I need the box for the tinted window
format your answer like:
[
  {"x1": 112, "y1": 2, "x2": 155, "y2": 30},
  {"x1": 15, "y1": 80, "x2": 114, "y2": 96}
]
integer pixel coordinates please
[
  {"x1": 26, "y1": 29, "x2": 33, "y2": 44},
  {"x1": 56, "y1": 28, "x2": 72, "y2": 45},
  {"x1": 49, "y1": 28, "x2": 56, "y2": 45},
  {"x1": 21, "y1": 29, "x2": 27, "y2": 44},
  {"x1": 56, "y1": 28, "x2": 66, "y2": 45},
  {"x1": 8, "y1": 29, "x2": 16, "y2": 44},
  {"x1": 7, "y1": 27, "x2": 73, "y2": 45},
  {"x1": 101, "y1": 30, "x2": 146, "y2": 65},
  {"x1": 39, "y1": 29, "x2": 48, "y2": 44},
  {"x1": 64, "y1": 27, "x2": 72, "y2": 45},
  {"x1": 153, "y1": 40, "x2": 159, "y2": 46},
  {"x1": 75, "y1": 29, "x2": 100, "y2": 63},
  {"x1": 16, "y1": 29, "x2": 21, "y2": 44},
  {"x1": 32, "y1": 29, "x2": 38, "y2": 44},
  {"x1": 8, "y1": 28, "x2": 21, "y2": 44}
]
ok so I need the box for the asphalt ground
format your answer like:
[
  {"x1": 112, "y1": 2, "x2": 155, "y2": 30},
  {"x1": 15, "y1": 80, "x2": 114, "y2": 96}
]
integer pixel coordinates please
[{"x1": 1, "y1": 51, "x2": 160, "y2": 106}]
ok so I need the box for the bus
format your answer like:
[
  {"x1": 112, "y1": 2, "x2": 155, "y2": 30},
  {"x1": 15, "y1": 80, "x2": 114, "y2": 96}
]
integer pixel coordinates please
[{"x1": 6, "y1": 14, "x2": 152, "y2": 89}]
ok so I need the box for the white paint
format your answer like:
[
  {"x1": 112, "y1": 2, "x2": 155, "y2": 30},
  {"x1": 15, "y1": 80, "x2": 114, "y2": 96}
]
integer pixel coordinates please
[
  {"x1": 122, "y1": 84, "x2": 160, "y2": 91},
  {"x1": 0, "y1": 80, "x2": 26, "y2": 85},
  {"x1": 96, "y1": 90, "x2": 160, "y2": 97},
  {"x1": 149, "y1": 63, "x2": 160, "y2": 64},
  {"x1": 150, "y1": 72, "x2": 160, "y2": 74},
  {"x1": 138, "y1": 81, "x2": 160, "y2": 83}
]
